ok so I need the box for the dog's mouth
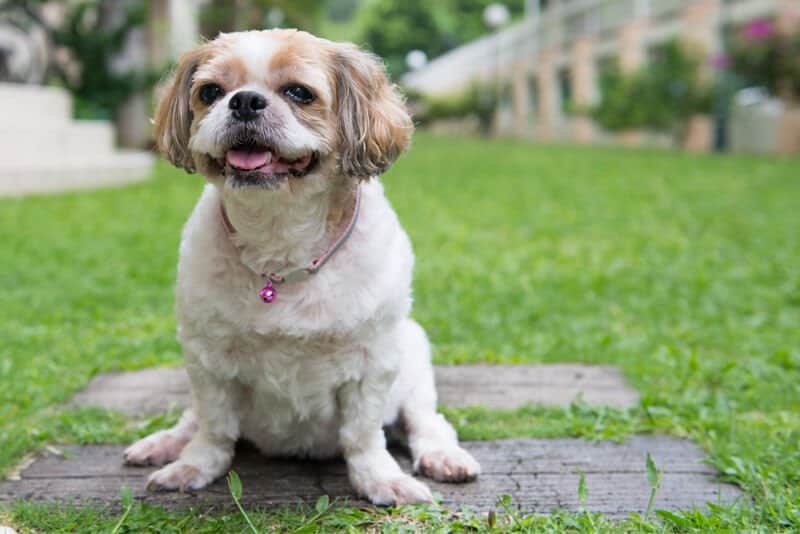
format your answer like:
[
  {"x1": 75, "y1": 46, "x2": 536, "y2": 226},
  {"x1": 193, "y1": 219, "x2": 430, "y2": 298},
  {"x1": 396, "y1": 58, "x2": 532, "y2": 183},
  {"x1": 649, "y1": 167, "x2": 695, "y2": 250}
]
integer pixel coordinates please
[{"x1": 220, "y1": 142, "x2": 318, "y2": 187}]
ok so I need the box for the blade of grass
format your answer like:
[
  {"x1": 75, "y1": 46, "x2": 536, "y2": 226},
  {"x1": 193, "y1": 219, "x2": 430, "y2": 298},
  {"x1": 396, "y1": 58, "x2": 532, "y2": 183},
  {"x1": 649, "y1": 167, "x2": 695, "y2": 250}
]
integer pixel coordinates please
[
  {"x1": 227, "y1": 471, "x2": 258, "y2": 534},
  {"x1": 109, "y1": 486, "x2": 133, "y2": 534},
  {"x1": 644, "y1": 452, "x2": 663, "y2": 520}
]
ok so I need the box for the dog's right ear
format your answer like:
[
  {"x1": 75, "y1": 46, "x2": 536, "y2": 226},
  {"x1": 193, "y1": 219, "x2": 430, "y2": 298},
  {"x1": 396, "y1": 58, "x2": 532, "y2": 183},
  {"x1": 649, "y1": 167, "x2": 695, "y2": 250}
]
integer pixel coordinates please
[
  {"x1": 331, "y1": 43, "x2": 413, "y2": 180},
  {"x1": 153, "y1": 48, "x2": 206, "y2": 173}
]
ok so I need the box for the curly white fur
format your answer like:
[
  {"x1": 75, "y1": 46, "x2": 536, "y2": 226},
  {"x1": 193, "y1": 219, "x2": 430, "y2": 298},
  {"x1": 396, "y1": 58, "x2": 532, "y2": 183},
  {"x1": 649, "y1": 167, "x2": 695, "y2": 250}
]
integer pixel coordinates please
[{"x1": 124, "y1": 29, "x2": 479, "y2": 505}]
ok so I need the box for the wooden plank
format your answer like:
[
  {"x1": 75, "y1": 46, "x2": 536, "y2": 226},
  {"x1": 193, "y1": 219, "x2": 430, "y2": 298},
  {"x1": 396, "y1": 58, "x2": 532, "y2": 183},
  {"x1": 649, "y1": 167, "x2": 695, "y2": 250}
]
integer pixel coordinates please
[
  {"x1": 435, "y1": 364, "x2": 639, "y2": 408},
  {"x1": 0, "y1": 437, "x2": 741, "y2": 517},
  {"x1": 467, "y1": 437, "x2": 720, "y2": 474},
  {"x1": 71, "y1": 367, "x2": 189, "y2": 417},
  {"x1": 70, "y1": 364, "x2": 639, "y2": 417}
]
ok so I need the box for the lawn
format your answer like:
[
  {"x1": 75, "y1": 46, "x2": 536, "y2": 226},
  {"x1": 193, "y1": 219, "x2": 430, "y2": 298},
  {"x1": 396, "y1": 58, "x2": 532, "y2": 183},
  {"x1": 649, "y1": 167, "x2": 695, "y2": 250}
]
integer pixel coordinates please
[{"x1": 1, "y1": 133, "x2": 799, "y2": 531}]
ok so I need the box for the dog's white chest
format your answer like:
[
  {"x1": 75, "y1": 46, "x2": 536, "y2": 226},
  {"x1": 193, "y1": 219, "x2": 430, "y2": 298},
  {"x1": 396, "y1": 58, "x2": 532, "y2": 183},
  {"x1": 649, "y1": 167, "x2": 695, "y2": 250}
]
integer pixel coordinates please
[{"x1": 203, "y1": 333, "x2": 368, "y2": 456}]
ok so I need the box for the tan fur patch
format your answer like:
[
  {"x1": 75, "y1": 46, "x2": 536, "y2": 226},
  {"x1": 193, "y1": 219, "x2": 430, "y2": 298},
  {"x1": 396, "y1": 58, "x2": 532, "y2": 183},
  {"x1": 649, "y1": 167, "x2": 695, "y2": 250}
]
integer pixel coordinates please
[
  {"x1": 328, "y1": 42, "x2": 413, "y2": 178},
  {"x1": 194, "y1": 55, "x2": 248, "y2": 95},
  {"x1": 153, "y1": 43, "x2": 216, "y2": 171}
]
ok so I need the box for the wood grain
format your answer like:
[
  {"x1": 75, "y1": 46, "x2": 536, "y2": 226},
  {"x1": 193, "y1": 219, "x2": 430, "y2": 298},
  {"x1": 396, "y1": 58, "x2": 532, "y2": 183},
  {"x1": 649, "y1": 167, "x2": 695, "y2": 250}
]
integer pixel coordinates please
[
  {"x1": 70, "y1": 364, "x2": 639, "y2": 417},
  {"x1": 0, "y1": 437, "x2": 741, "y2": 517}
]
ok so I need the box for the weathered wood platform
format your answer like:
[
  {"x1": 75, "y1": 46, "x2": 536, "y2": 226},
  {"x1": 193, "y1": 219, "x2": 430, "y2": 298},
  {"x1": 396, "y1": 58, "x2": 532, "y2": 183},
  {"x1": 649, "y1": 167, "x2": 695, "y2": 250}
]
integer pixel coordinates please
[
  {"x1": 70, "y1": 364, "x2": 640, "y2": 416},
  {"x1": 1, "y1": 365, "x2": 743, "y2": 517},
  {"x1": 0, "y1": 437, "x2": 741, "y2": 517}
]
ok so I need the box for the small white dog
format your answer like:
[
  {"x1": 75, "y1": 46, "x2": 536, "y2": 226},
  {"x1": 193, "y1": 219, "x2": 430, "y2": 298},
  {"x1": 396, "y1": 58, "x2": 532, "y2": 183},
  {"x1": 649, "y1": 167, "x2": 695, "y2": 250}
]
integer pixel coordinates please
[{"x1": 123, "y1": 29, "x2": 479, "y2": 505}]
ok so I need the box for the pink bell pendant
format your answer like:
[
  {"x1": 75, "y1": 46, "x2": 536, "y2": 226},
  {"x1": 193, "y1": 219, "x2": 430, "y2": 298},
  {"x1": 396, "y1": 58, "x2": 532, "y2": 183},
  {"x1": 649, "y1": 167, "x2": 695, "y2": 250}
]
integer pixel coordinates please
[{"x1": 259, "y1": 280, "x2": 277, "y2": 303}]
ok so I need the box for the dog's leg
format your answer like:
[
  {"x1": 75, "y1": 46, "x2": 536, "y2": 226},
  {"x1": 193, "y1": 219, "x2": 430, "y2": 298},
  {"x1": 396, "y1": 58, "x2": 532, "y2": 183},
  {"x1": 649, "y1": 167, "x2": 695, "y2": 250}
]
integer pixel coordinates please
[
  {"x1": 145, "y1": 362, "x2": 239, "y2": 492},
  {"x1": 124, "y1": 408, "x2": 197, "y2": 466},
  {"x1": 338, "y1": 343, "x2": 433, "y2": 506},
  {"x1": 392, "y1": 320, "x2": 481, "y2": 482}
]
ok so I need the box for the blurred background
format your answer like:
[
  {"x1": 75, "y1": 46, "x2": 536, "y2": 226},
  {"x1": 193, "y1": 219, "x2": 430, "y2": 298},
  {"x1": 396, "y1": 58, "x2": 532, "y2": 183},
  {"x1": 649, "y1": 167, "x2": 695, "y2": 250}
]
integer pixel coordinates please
[{"x1": 0, "y1": 0, "x2": 798, "y2": 193}]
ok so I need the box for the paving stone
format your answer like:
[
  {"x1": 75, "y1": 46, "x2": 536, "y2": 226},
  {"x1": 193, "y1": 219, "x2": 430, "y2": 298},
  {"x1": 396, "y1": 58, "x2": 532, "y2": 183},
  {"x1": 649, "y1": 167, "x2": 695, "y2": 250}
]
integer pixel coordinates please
[
  {"x1": 70, "y1": 364, "x2": 639, "y2": 417},
  {"x1": 0, "y1": 437, "x2": 741, "y2": 517}
]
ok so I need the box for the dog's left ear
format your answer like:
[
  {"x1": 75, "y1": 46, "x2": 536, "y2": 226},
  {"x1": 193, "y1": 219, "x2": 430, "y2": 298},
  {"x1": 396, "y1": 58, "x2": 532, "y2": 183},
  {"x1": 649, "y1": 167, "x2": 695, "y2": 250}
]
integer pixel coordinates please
[
  {"x1": 332, "y1": 44, "x2": 413, "y2": 179},
  {"x1": 153, "y1": 47, "x2": 207, "y2": 173}
]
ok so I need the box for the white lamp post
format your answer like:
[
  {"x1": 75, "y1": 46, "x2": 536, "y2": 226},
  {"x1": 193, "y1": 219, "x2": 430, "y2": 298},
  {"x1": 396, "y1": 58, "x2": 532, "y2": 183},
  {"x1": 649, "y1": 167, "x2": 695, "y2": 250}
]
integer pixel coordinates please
[
  {"x1": 483, "y1": 3, "x2": 510, "y2": 30},
  {"x1": 266, "y1": 7, "x2": 285, "y2": 28},
  {"x1": 405, "y1": 49, "x2": 428, "y2": 72},
  {"x1": 483, "y1": 3, "x2": 510, "y2": 135}
]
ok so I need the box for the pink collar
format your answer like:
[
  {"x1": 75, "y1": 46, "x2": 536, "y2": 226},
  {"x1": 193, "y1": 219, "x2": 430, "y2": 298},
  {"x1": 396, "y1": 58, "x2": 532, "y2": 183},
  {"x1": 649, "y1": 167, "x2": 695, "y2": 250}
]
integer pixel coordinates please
[{"x1": 220, "y1": 186, "x2": 362, "y2": 303}]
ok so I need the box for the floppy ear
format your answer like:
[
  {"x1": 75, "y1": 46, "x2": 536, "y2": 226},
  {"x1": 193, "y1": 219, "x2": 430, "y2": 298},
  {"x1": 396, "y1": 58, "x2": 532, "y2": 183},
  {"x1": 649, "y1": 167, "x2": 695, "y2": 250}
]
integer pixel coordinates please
[
  {"x1": 333, "y1": 44, "x2": 413, "y2": 179},
  {"x1": 153, "y1": 48, "x2": 206, "y2": 173}
]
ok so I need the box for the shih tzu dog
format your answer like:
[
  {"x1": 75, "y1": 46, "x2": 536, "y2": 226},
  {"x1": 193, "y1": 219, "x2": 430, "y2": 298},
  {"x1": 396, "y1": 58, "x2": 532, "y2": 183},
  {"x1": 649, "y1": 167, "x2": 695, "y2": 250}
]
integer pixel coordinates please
[{"x1": 123, "y1": 29, "x2": 479, "y2": 505}]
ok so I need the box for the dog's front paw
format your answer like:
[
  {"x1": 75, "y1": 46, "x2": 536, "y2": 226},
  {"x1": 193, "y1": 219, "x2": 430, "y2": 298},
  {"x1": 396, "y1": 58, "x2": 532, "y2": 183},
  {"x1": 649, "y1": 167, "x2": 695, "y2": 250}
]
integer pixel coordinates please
[
  {"x1": 124, "y1": 431, "x2": 189, "y2": 467},
  {"x1": 364, "y1": 474, "x2": 434, "y2": 506},
  {"x1": 415, "y1": 446, "x2": 481, "y2": 482},
  {"x1": 146, "y1": 460, "x2": 217, "y2": 492}
]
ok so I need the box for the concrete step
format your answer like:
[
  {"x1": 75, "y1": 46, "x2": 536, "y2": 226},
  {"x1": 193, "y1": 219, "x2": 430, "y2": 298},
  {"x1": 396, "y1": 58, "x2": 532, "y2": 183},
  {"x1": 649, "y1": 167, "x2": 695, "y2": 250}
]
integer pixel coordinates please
[
  {"x1": 0, "y1": 121, "x2": 116, "y2": 165},
  {"x1": 0, "y1": 83, "x2": 72, "y2": 127},
  {"x1": 0, "y1": 150, "x2": 154, "y2": 196},
  {"x1": 0, "y1": 83, "x2": 155, "y2": 197}
]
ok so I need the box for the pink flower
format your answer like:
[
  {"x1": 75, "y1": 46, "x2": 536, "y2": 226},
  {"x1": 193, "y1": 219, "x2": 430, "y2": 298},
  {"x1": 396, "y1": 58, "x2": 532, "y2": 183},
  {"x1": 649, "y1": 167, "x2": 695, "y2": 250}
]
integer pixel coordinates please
[
  {"x1": 743, "y1": 19, "x2": 773, "y2": 40},
  {"x1": 709, "y1": 53, "x2": 729, "y2": 70}
]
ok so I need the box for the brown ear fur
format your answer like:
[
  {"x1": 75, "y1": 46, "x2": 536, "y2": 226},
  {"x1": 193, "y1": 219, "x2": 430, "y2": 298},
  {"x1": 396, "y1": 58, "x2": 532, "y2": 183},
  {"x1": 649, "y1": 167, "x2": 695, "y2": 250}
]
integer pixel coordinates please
[
  {"x1": 153, "y1": 47, "x2": 207, "y2": 173},
  {"x1": 333, "y1": 44, "x2": 413, "y2": 179}
]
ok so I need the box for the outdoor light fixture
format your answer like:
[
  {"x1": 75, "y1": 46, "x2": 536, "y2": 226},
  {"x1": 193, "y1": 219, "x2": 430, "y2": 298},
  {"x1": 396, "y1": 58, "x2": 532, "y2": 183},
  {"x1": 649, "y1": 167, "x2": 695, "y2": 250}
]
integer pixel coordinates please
[
  {"x1": 483, "y1": 2, "x2": 510, "y2": 136},
  {"x1": 266, "y1": 7, "x2": 284, "y2": 28},
  {"x1": 405, "y1": 49, "x2": 428, "y2": 71},
  {"x1": 483, "y1": 3, "x2": 511, "y2": 30}
]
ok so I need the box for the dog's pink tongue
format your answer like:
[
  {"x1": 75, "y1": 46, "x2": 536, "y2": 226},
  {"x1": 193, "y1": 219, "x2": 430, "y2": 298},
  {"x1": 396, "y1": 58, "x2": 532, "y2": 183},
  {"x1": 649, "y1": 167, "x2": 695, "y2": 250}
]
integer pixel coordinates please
[{"x1": 226, "y1": 149, "x2": 270, "y2": 170}]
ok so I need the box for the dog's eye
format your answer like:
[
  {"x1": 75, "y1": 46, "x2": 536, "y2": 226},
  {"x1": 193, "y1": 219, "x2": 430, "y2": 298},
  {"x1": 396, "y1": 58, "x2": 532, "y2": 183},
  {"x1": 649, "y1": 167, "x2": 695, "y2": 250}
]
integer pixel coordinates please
[
  {"x1": 283, "y1": 84, "x2": 314, "y2": 105},
  {"x1": 199, "y1": 83, "x2": 224, "y2": 105}
]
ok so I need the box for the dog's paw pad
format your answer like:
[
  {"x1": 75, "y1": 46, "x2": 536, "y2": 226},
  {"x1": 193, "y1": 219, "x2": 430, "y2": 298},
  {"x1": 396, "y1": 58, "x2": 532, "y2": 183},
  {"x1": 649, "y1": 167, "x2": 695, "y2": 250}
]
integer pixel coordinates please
[
  {"x1": 146, "y1": 461, "x2": 213, "y2": 492},
  {"x1": 124, "y1": 431, "x2": 188, "y2": 467},
  {"x1": 416, "y1": 447, "x2": 481, "y2": 482},
  {"x1": 366, "y1": 475, "x2": 433, "y2": 506}
]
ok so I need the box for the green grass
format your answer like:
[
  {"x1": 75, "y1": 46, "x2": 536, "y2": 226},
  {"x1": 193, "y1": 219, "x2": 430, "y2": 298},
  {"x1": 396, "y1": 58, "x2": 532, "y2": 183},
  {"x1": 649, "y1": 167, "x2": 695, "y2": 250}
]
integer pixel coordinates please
[{"x1": 2, "y1": 133, "x2": 800, "y2": 531}]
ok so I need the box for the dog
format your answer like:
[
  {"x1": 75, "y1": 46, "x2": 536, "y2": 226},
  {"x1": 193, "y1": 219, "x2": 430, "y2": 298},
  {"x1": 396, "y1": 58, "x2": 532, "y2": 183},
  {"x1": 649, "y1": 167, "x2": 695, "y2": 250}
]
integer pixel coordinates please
[{"x1": 122, "y1": 29, "x2": 480, "y2": 505}]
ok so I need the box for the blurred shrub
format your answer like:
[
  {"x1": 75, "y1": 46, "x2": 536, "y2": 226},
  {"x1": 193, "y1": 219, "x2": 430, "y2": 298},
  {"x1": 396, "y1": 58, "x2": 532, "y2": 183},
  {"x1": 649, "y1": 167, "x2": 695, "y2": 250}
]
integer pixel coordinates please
[
  {"x1": 411, "y1": 83, "x2": 499, "y2": 134},
  {"x1": 591, "y1": 65, "x2": 651, "y2": 131},
  {"x1": 358, "y1": 0, "x2": 449, "y2": 79},
  {"x1": 48, "y1": 0, "x2": 160, "y2": 120},
  {"x1": 435, "y1": 0, "x2": 525, "y2": 48},
  {"x1": 2, "y1": 0, "x2": 160, "y2": 120},
  {"x1": 326, "y1": 0, "x2": 362, "y2": 23},
  {"x1": 200, "y1": 0, "x2": 324, "y2": 36},
  {"x1": 357, "y1": 0, "x2": 525, "y2": 79},
  {"x1": 727, "y1": 18, "x2": 800, "y2": 99},
  {"x1": 592, "y1": 40, "x2": 711, "y2": 137}
]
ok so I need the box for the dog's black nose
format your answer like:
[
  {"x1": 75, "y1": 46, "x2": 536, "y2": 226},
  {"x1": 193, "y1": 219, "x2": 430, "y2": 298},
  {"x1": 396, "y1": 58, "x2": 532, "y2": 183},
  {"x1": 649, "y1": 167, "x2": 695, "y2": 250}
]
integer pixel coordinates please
[{"x1": 229, "y1": 91, "x2": 267, "y2": 121}]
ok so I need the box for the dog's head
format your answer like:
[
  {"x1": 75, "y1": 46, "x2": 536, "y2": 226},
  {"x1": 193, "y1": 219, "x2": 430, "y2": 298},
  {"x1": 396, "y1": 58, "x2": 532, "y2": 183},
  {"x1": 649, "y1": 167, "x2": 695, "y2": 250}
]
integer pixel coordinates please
[{"x1": 154, "y1": 29, "x2": 413, "y2": 191}]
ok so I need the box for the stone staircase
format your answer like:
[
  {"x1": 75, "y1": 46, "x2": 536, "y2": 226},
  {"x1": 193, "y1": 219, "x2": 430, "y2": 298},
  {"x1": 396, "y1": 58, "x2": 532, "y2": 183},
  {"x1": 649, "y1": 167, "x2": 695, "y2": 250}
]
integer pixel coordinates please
[{"x1": 0, "y1": 83, "x2": 154, "y2": 196}]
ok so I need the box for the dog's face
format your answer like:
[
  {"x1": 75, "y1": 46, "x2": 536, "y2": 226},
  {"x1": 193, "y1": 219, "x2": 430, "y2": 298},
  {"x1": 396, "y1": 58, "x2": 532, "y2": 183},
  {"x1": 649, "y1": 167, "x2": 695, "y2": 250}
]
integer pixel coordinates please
[{"x1": 154, "y1": 29, "x2": 412, "y2": 191}]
